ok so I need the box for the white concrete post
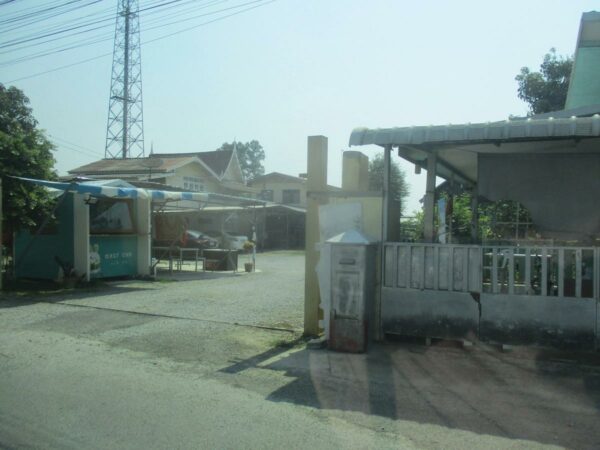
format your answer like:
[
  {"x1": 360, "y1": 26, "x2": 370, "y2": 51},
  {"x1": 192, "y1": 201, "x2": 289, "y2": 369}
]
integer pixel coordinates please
[
  {"x1": 73, "y1": 194, "x2": 90, "y2": 281},
  {"x1": 136, "y1": 196, "x2": 151, "y2": 276}
]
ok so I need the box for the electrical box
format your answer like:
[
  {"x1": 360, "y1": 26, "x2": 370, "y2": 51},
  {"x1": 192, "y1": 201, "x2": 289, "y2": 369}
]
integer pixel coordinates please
[{"x1": 327, "y1": 230, "x2": 377, "y2": 353}]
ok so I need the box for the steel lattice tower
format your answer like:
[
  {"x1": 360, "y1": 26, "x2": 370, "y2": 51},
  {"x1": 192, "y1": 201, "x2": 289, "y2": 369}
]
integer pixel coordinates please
[{"x1": 105, "y1": 0, "x2": 144, "y2": 159}]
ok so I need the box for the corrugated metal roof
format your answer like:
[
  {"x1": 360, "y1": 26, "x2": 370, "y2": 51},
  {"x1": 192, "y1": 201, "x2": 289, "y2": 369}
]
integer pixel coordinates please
[{"x1": 349, "y1": 115, "x2": 600, "y2": 147}]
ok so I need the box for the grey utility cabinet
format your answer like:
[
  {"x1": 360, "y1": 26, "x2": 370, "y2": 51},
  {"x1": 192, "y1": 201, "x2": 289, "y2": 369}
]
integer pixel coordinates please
[{"x1": 327, "y1": 230, "x2": 377, "y2": 353}]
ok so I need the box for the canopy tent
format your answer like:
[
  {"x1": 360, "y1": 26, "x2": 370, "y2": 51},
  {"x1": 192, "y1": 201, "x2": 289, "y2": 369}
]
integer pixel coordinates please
[{"x1": 16, "y1": 177, "x2": 264, "y2": 207}]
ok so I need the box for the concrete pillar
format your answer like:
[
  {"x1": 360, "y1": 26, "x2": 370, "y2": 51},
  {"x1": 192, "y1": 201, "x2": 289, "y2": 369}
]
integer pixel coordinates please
[
  {"x1": 342, "y1": 151, "x2": 369, "y2": 192},
  {"x1": 136, "y1": 196, "x2": 151, "y2": 276},
  {"x1": 73, "y1": 194, "x2": 90, "y2": 281},
  {"x1": 304, "y1": 135, "x2": 328, "y2": 337},
  {"x1": 423, "y1": 152, "x2": 437, "y2": 243},
  {"x1": 382, "y1": 145, "x2": 393, "y2": 242}
]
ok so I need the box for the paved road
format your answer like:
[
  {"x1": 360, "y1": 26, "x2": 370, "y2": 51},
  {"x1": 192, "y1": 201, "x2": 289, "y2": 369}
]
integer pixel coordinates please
[{"x1": 1, "y1": 251, "x2": 599, "y2": 449}]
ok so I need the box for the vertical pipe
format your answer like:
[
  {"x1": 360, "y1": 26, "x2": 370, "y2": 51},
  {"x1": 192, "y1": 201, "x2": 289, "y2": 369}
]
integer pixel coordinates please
[
  {"x1": 406, "y1": 245, "x2": 412, "y2": 288},
  {"x1": 492, "y1": 248, "x2": 498, "y2": 294},
  {"x1": 508, "y1": 248, "x2": 515, "y2": 295},
  {"x1": 525, "y1": 248, "x2": 531, "y2": 293},
  {"x1": 558, "y1": 248, "x2": 565, "y2": 297},
  {"x1": 433, "y1": 245, "x2": 439, "y2": 290},
  {"x1": 541, "y1": 248, "x2": 548, "y2": 297},
  {"x1": 576, "y1": 249, "x2": 582, "y2": 298},
  {"x1": 392, "y1": 244, "x2": 398, "y2": 288},
  {"x1": 420, "y1": 245, "x2": 426, "y2": 289},
  {"x1": 448, "y1": 246, "x2": 454, "y2": 291},
  {"x1": 463, "y1": 248, "x2": 469, "y2": 292}
]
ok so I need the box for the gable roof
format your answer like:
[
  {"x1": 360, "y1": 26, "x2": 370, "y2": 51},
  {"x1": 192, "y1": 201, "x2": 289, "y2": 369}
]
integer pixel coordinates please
[
  {"x1": 69, "y1": 150, "x2": 236, "y2": 181},
  {"x1": 152, "y1": 149, "x2": 234, "y2": 178}
]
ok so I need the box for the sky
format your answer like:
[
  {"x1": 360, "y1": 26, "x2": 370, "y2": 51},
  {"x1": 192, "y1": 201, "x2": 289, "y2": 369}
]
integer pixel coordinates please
[{"x1": 2, "y1": 0, "x2": 598, "y2": 214}]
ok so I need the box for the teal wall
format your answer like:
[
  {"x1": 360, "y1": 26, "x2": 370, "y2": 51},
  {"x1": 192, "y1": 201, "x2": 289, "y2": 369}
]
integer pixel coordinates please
[
  {"x1": 15, "y1": 194, "x2": 75, "y2": 280},
  {"x1": 89, "y1": 235, "x2": 137, "y2": 278}
]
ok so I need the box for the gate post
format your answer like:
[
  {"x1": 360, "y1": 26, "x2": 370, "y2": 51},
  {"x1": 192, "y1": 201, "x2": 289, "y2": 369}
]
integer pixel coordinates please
[{"x1": 304, "y1": 136, "x2": 328, "y2": 336}]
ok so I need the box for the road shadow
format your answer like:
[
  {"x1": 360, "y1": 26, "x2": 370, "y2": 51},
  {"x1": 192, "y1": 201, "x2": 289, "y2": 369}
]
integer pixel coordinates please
[
  {"x1": 0, "y1": 284, "x2": 156, "y2": 309},
  {"x1": 153, "y1": 270, "x2": 247, "y2": 283},
  {"x1": 220, "y1": 340, "x2": 600, "y2": 449}
]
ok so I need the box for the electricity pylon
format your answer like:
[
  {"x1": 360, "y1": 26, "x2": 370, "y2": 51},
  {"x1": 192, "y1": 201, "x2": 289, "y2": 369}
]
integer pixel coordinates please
[{"x1": 105, "y1": 0, "x2": 144, "y2": 159}]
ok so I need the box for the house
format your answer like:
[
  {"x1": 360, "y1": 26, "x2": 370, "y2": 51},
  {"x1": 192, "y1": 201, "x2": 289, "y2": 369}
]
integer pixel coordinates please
[
  {"x1": 68, "y1": 149, "x2": 255, "y2": 198},
  {"x1": 305, "y1": 11, "x2": 600, "y2": 350},
  {"x1": 249, "y1": 172, "x2": 309, "y2": 207}
]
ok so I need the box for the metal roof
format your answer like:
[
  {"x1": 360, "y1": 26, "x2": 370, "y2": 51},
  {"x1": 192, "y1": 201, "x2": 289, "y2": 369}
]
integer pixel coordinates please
[
  {"x1": 349, "y1": 115, "x2": 600, "y2": 148},
  {"x1": 349, "y1": 115, "x2": 600, "y2": 186}
]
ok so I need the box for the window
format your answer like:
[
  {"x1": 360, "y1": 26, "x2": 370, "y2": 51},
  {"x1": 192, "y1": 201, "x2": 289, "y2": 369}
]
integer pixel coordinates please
[
  {"x1": 282, "y1": 189, "x2": 300, "y2": 204},
  {"x1": 182, "y1": 176, "x2": 204, "y2": 192},
  {"x1": 90, "y1": 199, "x2": 135, "y2": 234},
  {"x1": 259, "y1": 189, "x2": 274, "y2": 201}
]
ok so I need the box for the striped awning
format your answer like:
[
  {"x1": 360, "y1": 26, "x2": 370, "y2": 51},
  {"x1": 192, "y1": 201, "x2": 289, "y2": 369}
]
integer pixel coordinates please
[{"x1": 14, "y1": 177, "x2": 262, "y2": 205}]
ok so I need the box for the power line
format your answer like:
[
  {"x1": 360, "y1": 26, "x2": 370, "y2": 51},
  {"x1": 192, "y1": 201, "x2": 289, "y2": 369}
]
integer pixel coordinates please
[
  {"x1": 49, "y1": 134, "x2": 104, "y2": 157},
  {"x1": 0, "y1": 0, "x2": 222, "y2": 63},
  {"x1": 3, "y1": 0, "x2": 278, "y2": 82}
]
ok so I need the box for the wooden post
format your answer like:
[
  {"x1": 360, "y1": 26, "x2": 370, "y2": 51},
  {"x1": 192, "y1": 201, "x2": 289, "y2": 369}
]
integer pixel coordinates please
[
  {"x1": 304, "y1": 136, "x2": 327, "y2": 336},
  {"x1": 423, "y1": 152, "x2": 437, "y2": 242}
]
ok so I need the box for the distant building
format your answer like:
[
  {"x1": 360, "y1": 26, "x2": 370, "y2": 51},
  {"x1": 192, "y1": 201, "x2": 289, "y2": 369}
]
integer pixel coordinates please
[
  {"x1": 68, "y1": 149, "x2": 255, "y2": 198},
  {"x1": 249, "y1": 172, "x2": 308, "y2": 207}
]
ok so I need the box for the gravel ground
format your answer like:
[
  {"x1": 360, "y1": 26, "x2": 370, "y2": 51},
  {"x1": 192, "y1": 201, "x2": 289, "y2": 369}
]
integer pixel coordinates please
[
  {"x1": 44, "y1": 250, "x2": 306, "y2": 332},
  {"x1": 1, "y1": 250, "x2": 600, "y2": 449}
]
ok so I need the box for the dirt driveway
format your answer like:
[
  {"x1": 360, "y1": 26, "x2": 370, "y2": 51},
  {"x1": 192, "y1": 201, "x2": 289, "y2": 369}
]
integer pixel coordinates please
[{"x1": 1, "y1": 250, "x2": 600, "y2": 449}]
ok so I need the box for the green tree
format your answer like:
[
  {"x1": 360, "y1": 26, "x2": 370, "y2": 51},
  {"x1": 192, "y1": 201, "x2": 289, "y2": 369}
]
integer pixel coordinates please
[
  {"x1": 0, "y1": 84, "x2": 56, "y2": 232},
  {"x1": 217, "y1": 140, "x2": 265, "y2": 182},
  {"x1": 515, "y1": 48, "x2": 573, "y2": 115},
  {"x1": 368, "y1": 153, "x2": 409, "y2": 214}
]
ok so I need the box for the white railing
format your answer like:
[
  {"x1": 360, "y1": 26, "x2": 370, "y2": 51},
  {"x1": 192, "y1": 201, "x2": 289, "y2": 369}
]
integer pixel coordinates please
[
  {"x1": 383, "y1": 243, "x2": 599, "y2": 299},
  {"x1": 482, "y1": 246, "x2": 597, "y2": 299}
]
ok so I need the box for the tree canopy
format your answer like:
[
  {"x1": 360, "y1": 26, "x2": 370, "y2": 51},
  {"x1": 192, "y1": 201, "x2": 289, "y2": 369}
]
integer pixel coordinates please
[
  {"x1": 368, "y1": 153, "x2": 409, "y2": 214},
  {"x1": 0, "y1": 84, "x2": 56, "y2": 231},
  {"x1": 217, "y1": 140, "x2": 265, "y2": 182},
  {"x1": 515, "y1": 48, "x2": 573, "y2": 115}
]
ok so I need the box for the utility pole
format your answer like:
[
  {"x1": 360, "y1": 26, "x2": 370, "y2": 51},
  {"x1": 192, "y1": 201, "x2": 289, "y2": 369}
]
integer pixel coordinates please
[{"x1": 105, "y1": 0, "x2": 144, "y2": 159}]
